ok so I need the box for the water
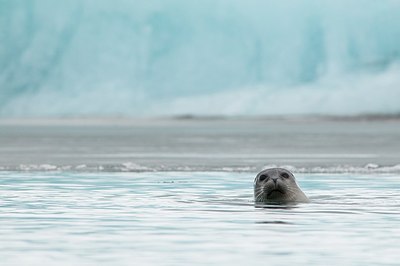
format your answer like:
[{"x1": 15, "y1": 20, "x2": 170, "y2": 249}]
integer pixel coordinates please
[
  {"x1": 1, "y1": 117, "x2": 400, "y2": 171},
  {"x1": 1, "y1": 171, "x2": 399, "y2": 266},
  {"x1": 1, "y1": 117, "x2": 400, "y2": 265},
  {"x1": 1, "y1": 1, "x2": 400, "y2": 116}
]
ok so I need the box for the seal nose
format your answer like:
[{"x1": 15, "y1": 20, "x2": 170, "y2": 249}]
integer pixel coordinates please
[{"x1": 271, "y1": 177, "x2": 279, "y2": 184}]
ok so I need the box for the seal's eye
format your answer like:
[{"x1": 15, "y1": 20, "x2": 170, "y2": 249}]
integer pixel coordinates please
[
  {"x1": 281, "y1": 172, "x2": 290, "y2": 179},
  {"x1": 259, "y1": 175, "x2": 268, "y2": 181}
]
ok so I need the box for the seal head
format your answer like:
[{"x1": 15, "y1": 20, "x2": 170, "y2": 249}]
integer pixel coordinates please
[{"x1": 254, "y1": 168, "x2": 309, "y2": 204}]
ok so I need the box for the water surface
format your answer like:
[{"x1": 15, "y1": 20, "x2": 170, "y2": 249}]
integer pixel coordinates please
[{"x1": 1, "y1": 171, "x2": 399, "y2": 266}]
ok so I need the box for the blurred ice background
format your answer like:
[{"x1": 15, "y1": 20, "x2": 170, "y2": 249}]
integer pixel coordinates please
[{"x1": 1, "y1": 0, "x2": 400, "y2": 117}]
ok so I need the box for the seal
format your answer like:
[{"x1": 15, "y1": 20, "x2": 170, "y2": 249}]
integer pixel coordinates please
[{"x1": 254, "y1": 168, "x2": 309, "y2": 204}]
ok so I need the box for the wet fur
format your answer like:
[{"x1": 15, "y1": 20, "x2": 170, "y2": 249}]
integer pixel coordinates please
[{"x1": 254, "y1": 168, "x2": 309, "y2": 204}]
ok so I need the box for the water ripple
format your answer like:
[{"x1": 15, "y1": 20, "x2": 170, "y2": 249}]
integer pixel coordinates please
[{"x1": 1, "y1": 172, "x2": 400, "y2": 265}]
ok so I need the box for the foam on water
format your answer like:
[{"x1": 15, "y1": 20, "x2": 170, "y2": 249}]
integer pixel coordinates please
[{"x1": 2, "y1": 163, "x2": 400, "y2": 174}]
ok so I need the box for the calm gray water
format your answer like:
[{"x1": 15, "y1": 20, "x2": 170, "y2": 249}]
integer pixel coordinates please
[
  {"x1": 1, "y1": 117, "x2": 400, "y2": 171},
  {"x1": 1, "y1": 171, "x2": 400, "y2": 266}
]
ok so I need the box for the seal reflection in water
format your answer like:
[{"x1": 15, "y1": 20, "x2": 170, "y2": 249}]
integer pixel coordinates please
[{"x1": 254, "y1": 168, "x2": 309, "y2": 204}]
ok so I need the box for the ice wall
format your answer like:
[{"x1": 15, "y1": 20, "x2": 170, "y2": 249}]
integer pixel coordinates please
[{"x1": 1, "y1": 0, "x2": 400, "y2": 116}]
